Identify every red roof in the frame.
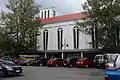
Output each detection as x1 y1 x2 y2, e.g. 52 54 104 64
40 12 88 24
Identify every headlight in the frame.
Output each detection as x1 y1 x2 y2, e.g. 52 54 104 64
4 65 13 71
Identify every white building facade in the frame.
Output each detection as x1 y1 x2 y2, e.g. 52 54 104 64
37 8 98 59
38 21 92 50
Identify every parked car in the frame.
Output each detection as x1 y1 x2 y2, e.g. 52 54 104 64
13 59 20 65
105 54 119 69
94 54 106 68
63 58 78 67
0 59 22 77
0 65 2 77
76 58 94 68
47 58 64 67
19 60 33 66
105 68 120 80
32 58 50 66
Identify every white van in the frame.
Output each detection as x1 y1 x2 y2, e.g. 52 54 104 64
94 54 106 68
105 54 119 69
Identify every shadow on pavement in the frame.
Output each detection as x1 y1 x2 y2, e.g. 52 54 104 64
1 74 25 79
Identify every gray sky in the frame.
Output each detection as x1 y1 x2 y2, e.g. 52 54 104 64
0 0 86 15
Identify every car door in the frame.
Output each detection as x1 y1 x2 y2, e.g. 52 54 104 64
56 59 63 66
115 55 120 68
72 58 77 65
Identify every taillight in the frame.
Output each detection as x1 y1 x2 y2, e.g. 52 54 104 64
105 75 109 80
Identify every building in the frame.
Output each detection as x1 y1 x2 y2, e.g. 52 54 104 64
37 7 100 59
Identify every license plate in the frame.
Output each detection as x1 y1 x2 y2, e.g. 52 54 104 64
16 70 20 72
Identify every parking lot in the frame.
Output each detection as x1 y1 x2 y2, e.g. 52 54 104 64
1 66 104 80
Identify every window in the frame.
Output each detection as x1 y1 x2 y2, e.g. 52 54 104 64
43 29 48 50
48 10 50 18
45 11 46 18
73 26 79 49
107 55 118 62
41 11 43 18
53 10 56 17
57 27 63 49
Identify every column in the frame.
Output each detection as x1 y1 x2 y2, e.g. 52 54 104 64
62 52 64 59
81 52 84 58
45 53 47 58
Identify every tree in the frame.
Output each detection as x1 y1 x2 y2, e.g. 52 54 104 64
77 0 120 49
0 27 13 53
0 0 42 54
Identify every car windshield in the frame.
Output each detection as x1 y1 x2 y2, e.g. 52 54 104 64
106 55 118 62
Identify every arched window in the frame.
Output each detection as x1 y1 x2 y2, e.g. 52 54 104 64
73 26 79 49
48 10 50 18
53 10 56 17
43 29 48 50
45 11 46 19
41 11 43 18
57 27 63 49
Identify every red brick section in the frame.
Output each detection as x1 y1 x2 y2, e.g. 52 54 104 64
40 12 88 24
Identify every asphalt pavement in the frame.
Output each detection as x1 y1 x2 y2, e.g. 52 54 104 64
1 66 104 80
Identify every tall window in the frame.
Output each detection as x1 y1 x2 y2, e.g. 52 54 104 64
45 11 47 19
43 29 48 50
48 10 50 18
57 27 63 49
41 11 43 18
73 26 79 49
53 10 56 17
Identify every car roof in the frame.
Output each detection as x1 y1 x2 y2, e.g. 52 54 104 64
95 55 104 56
105 54 119 56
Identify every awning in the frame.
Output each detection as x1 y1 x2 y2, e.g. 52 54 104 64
37 48 101 53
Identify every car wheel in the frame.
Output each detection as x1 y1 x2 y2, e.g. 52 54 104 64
1 71 5 77
27 63 30 66
55 64 58 67
40 63 43 66
85 65 89 68
70 64 73 67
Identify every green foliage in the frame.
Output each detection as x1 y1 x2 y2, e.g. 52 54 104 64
78 0 120 49
0 0 42 54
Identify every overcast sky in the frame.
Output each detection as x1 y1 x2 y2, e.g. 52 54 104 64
0 0 86 16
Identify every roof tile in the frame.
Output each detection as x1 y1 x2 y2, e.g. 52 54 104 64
40 12 88 24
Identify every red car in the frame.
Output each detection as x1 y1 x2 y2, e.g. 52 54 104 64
63 58 79 67
47 58 64 67
13 59 20 65
76 58 94 68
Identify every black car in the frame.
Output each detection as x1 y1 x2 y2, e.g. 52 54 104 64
63 58 79 67
32 58 50 66
0 65 2 77
0 59 22 77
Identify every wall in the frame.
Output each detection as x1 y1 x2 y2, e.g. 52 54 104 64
37 20 92 51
